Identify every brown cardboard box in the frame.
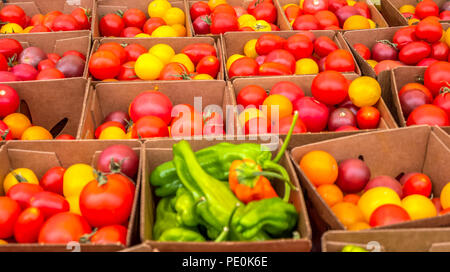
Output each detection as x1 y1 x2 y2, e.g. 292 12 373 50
94 0 191 38
277 0 388 29
140 137 312 252
322 228 450 252
432 126 450 148
0 31 91 81
222 30 361 81
89 36 224 81
390 66 450 131
381 0 447 26
79 80 236 139
0 140 143 251
0 0 96 35
290 126 450 230
0 78 89 142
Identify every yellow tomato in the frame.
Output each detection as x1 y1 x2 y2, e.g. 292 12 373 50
402 195 437 220
148 0 172 18
244 39 258 58
170 53 195 73
295 58 319 75
399 4 415 14
262 94 293 121
3 113 32 139
358 187 402 222
348 222 371 231
193 73 214 80
348 76 381 107
135 53 165 80
367 59 378 69
238 108 265 126
99 126 126 139
163 7 186 25
0 23 23 34
22 26 34 33
3 168 39 194
171 23 186 37
368 19 376 29
135 33 151 38
253 20 271 32
66 195 81 215
238 14 257 28
151 25 178 37
0 240 7 245
21 126 53 140
343 15 371 30
445 28 450 47
208 0 227 10
63 163 95 198
226 54 245 70
440 183 450 209
149 43 175 65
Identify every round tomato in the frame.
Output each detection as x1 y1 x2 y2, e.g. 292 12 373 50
40 166 65 195
210 12 238 34
190 1 211 20
38 212 91 244
88 50 121 80
393 25 418 50
415 0 439 19
0 120 12 140
424 61 450 97
0 54 7 72
315 10 339 29
159 62 190 80
122 8 146 29
270 81 305 104
129 90 173 124
402 173 432 197
311 71 349 105
51 14 81 31
407 104 450 126
325 49 355 72
14 207 44 243
98 42 127 64
100 13 125 37
0 38 23 59
143 17 166 34
0 85 20 118
117 61 137 81
259 62 292 76
433 90 450 118
303 0 328 14
430 41 449 61
374 60 402 76
292 14 320 30
0 197 21 239
7 183 43 209
212 4 236 16
415 17 443 44
36 68 65 80
293 97 330 132
314 36 339 58
255 34 286 55
263 94 293 121
284 33 314 60
264 49 296 73
42 11 62 29
369 204 410 227
124 43 147 62
90 225 127 246
237 85 267 108
121 26 142 37
95 121 126 139
274 115 307 134
71 7 90 30
38 59 56 71
181 43 217 65
132 116 169 138
228 57 259 78
55 134 75 140
353 43 371 60
353 2 371 18
196 55 220 78
250 2 276 24
170 109 203 137
0 5 26 28
356 106 380 129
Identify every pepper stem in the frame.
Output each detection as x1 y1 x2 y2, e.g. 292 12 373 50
273 111 299 163
215 203 240 242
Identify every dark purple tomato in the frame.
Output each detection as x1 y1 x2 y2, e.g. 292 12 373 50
97 144 139 179
55 55 85 78
371 41 398 62
327 107 356 131
399 89 431 117
103 111 131 128
336 158 371 194
18 47 47 68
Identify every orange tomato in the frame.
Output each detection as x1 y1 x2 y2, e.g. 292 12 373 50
21 126 53 140
317 184 344 207
299 150 338 187
3 113 32 139
343 15 371 30
262 94 293 123
343 194 361 205
331 202 365 229
441 182 450 209
348 221 371 231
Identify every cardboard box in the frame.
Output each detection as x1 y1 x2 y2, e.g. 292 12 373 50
94 0 192 38
277 0 388 29
79 80 236 139
222 30 361 81
381 0 448 26
89 36 224 82
0 0 96 35
432 126 450 148
290 126 450 230
140 137 312 252
0 78 89 142
322 228 450 252
390 66 450 131
0 139 143 251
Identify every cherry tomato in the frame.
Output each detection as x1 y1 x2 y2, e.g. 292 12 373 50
314 36 339 58
190 1 211 20
431 42 450 61
51 14 81 31
311 71 349 105
37 59 56 71
117 61 138 81
415 0 439 19
393 25 418 50
259 62 292 76
121 26 142 37
237 85 267 108
42 11 63 29
303 0 328 14
31 14 44 26
193 15 211 34
40 166 65 195
170 107 203 137
402 173 432 198
369 204 410 227
0 54 7 72
196 55 220 78
47 53 61 64
14 207 44 243
7 183 44 209
90 225 127 246
210 12 239 34
353 43 371 60
132 116 169 138
270 81 305 104
159 62 190 80
36 68 65 80
374 60 402 76
29 25 51 33
29 191 70 219
212 4 236 16
38 212 91 244
329 0 347 13
71 7 91 30
325 49 355 72
98 42 127 64
415 17 443 43
433 90 450 119
95 121 126 139
255 34 286 55
228 57 259 78
284 33 314 60
284 5 301 22
181 43 217 65
424 61 450 97
123 8 146 29
356 106 380 129
0 5 26 28
354 2 371 18
0 197 21 239
143 17 166 35
407 104 449 126
314 10 339 29
0 84 20 118
264 49 296 73
399 83 433 102
292 14 320 30
88 50 121 80
293 97 330 132
124 43 147 62
100 13 125 37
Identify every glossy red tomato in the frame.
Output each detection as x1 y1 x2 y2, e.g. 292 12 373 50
314 10 339 29
440 10 450 20
424 61 450 97
124 43 147 62
393 26 418 50
122 8 146 29
36 68 65 80
329 0 347 13
88 50 121 80
100 13 125 37
255 34 286 55
47 53 61 64
264 49 296 73
193 15 211 34
129 91 173 124
303 0 328 14
293 97 330 132
415 0 439 19
0 38 23 59
159 62 190 80
90 225 127 246
117 61 137 80
284 34 314 60
353 43 371 60
132 116 169 138
14 207 44 243
190 1 211 20
250 2 277 24
369 204 410 227
121 26 142 37
0 5 26 28
407 104 449 126
29 25 51 33
212 4 236 16
181 43 217 65
244 117 271 135
433 91 450 119
325 49 355 72
0 197 21 239
95 121 126 139
311 71 349 105
259 62 292 76
374 60 402 76
71 7 90 30
274 115 307 134
7 183 44 210
356 106 380 129
415 17 443 43
37 59 56 71
0 54 7 72
51 14 81 31
98 42 127 64
402 173 432 197
80 173 135 227
0 84 20 118
38 212 91 244
29 191 70 219
292 14 320 30
40 166 65 195
196 55 220 78
431 42 450 61
143 17 166 34
314 36 339 58
237 85 267 108
210 12 239 34
284 5 301 22
0 120 12 140
270 81 305 104
247 0 273 15
228 57 259 78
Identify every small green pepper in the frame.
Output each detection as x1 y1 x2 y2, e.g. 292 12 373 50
173 187 199 227
153 197 178 240
158 227 205 242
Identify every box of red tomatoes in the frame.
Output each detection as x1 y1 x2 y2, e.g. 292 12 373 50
380 0 449 27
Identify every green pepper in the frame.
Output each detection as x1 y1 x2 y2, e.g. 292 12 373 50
153 197 178 240
173 187 199 227
158 227 205 242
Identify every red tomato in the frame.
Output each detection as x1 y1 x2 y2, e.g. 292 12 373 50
129 91 173 124
329 0 348 13
0 197 21 239
369 204 410 227
284 5 301 22
393 25 418 50
95 121 126 139
259 62 292 76
424 61 450 97
293 97 330 132
325 49 355 72
353 2 371 18
31 14 44 26
159 62 190 80
264 49 296 73
7 183 44 210
314 10 339 29
190 1 211 20
117 61 138 81
14 207 44 243
88 50 121 80
193 14 211 34
0 84 20 118
210 12 239 34
0 5 26 28
335 125 359 131
100 13 125 37
196 55 220 78
143 17 166 34
29 25 51 33
47 53 61 64
314 36 339 58
36 68 65 80
29 191 70 219
132 116 169 138
122 8 146 29
407 104 450 126
55 134 75 140
79 173 135 227
203 111 224 136
38 59 56 71
415 0 439 19
250 2 277 24
273 115 307 134
181 43 217 65
98 42 127 64
311 71 349 105
90 225 127 246
0 38 23 59
402 173 432 197
247 0 273 15
374 60 402 76
124 43 147 62
255 34 286 55
40 166 65 195
228 57 259 78
418 58 439 67
244 117 271 135
121 26 143 37
353 43 371 60
415 17 443 43
303 0 328 14
356 106 380 129
440 10 450 20
270 81 305 104
0 54 7 72
0 120 12 140
292 14 320 30
237 85 267 108
38 212 91 244
399 82 433 102
212 4 236 16
431 42 450 61
63 50 86 61
284 34 313 60
51 14 81 31
71 7 91 30
440 208 450 215
433 91 450 119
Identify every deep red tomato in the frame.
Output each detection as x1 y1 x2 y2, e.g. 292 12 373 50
270 81 305 104
80 173 135 227
424 61 450 97
29 191 70 219
402 173 432 197
264 49 296 73
415 17 443 44
98 42 127 64
314 10 339 29
303 0 328 14
407 104 450 126
247 0 273 13
0 120 12 140
88 50 121 80
433 90 450 118
37 59 56 71
0 54 7 72
122 8 146 29
228 57 259 78
0 84 20 118
250 2 277 24
417 57 439 67
117 61 138 80
90 225 127 246
196 55 220 78
124 43 147 62
374 60 402 76
0 38 23 59
47 53 61 64
0 197 21 239
210 12 239 34
0 5 26 28
212 4 236 16
255 34 286 55
237 85 267 108
7 183 44 209
100 13 125 37
121 26 143 37
393 25 418 50
14 207 44 243
71 7 91 30
63 50 86 61
181 43 217 65
159 62 190 80
193 15 211 34
431 41 450 61
129 91 173 124
244 117 271 135
292 14 320 30
38 212 91 244
95 121 126 139
40 166 65 195
190 1 211 20
353 2 371 18
369 204 410 227
143 17 166 34
284 34 314 60
55 134 75 140
356 106 380 129
311 70 349 105
353 43 371 60
314 36 339 58
325 49 355 72
273 115 307 134
259 62 292 76
415 0 439 19
51 14 81 31
132 116 169 138
328 0 348 13
36 68 65 80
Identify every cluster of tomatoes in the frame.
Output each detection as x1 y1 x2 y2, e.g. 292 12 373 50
398 61 450 127
190 0 278 35
236 72 381 135
100 0 186 38
0 144 138 245
228 32 356 78
0 5 90 34
89 42 219 81
95 87 223 140
284 0 376 31
353 20 449 75
0 38 86 82
300 150 450 230
399 0 450 25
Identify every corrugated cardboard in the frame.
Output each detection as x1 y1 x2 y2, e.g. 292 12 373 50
140 137 312 252
79 80 236 140
381 0 447 26
277 0 388 29
432 126 450 148
0 78 89 142
94 0 192 38
322 228 450 252
290 126 450 230
89 36 224 82
0 139 143 251
222 30 362 81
